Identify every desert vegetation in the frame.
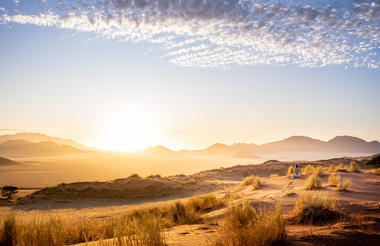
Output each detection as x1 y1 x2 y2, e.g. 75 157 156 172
336 177 352 192
328 173 340 187
270 173 279 179
0 194 225 245
241 175 262 190
287 165 295 177
213 201 286 246
293 191 338 224
304 174 322 190
303 165 315 174
314 166 324 177
349 161 361 172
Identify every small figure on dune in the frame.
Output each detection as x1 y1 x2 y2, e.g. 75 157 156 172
290 164 302 179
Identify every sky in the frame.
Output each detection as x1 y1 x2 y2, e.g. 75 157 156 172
0 0 379 151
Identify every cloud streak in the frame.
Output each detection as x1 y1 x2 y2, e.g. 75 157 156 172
1 0 379 69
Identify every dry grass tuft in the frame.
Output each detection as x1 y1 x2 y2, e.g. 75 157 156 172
337 177 352 192
241 175 262 190
293 191 338 224
328 165 336 172
213 201 286 246
314 166 324 177
328 174 340 187
349 162 361 172
335 163 348 172
304 174 322 190
303 165 315 174
369 168 380 175
287 166 295 177
270 174 279 179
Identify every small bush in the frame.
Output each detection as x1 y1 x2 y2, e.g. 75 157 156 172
287 166 295 177
366 156 380 168
335 163 348 172
213 201 286 246
328 174 340 187
169 201 199 224
1 186 18 200
303 165 315 174
293 191 338 224
328 165 336 172
187 194 224 213
304 175 322 190
369 168 380 175
314 166 324 177
270 174 279 179
241 175 262 190
349 162 360 172
337 177 352 191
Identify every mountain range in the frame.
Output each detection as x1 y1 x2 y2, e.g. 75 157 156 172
0 133 379 159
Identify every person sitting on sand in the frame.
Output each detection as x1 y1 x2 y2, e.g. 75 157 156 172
290 165 302 179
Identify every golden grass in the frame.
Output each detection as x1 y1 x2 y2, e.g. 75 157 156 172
293 191 338 224
0 194 224 245
213 201 286 246
314 166 324 177
270 174 279 179
287 166 295 177
337 177 352 192
304 174 322 190
349 162 361 172
335 163 348 172
328 173 340 187
369 168 380 175
241 175 262 190
303 165 315 174
328 165 336 172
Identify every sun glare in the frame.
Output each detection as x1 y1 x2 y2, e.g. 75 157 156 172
95 108 159 152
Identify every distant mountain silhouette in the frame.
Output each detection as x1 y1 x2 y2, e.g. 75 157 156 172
0 132 90 150
0 156 19 166
0 140 86 158
144 145 182 157
231 150 261 159
184 135 380 156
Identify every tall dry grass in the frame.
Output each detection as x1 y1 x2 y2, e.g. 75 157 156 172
328 173 340 187
337 177 352 191
287 166 295 177
349 162 361 172
241 175 262 190
314 166 324 177
213 201 286 246
304 174 322 190
293 191 338 224
303 165 315 174
0 194 224 245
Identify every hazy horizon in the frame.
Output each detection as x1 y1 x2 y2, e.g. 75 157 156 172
1 0 380 152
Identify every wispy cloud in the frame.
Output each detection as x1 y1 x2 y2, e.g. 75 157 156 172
1 0 379 69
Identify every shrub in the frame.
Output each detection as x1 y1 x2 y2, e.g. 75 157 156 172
328 174 340 187
213 201 286 246
270 174 279 179
287 166 295 177
293 191 338 224
369 168 380 175
241 175 262 190
1 186 18 200
337 177 352 191
335 163 348 172
328 165 336 172
187 194 224 213
349 162 360 172
169 201 199 224
304 175 321 190
366 156 380 168
314 166 324 177
303 165 315 174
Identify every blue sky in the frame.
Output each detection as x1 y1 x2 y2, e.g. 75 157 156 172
0 0 379 150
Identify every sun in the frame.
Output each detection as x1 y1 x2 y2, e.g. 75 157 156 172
95 108 159 152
